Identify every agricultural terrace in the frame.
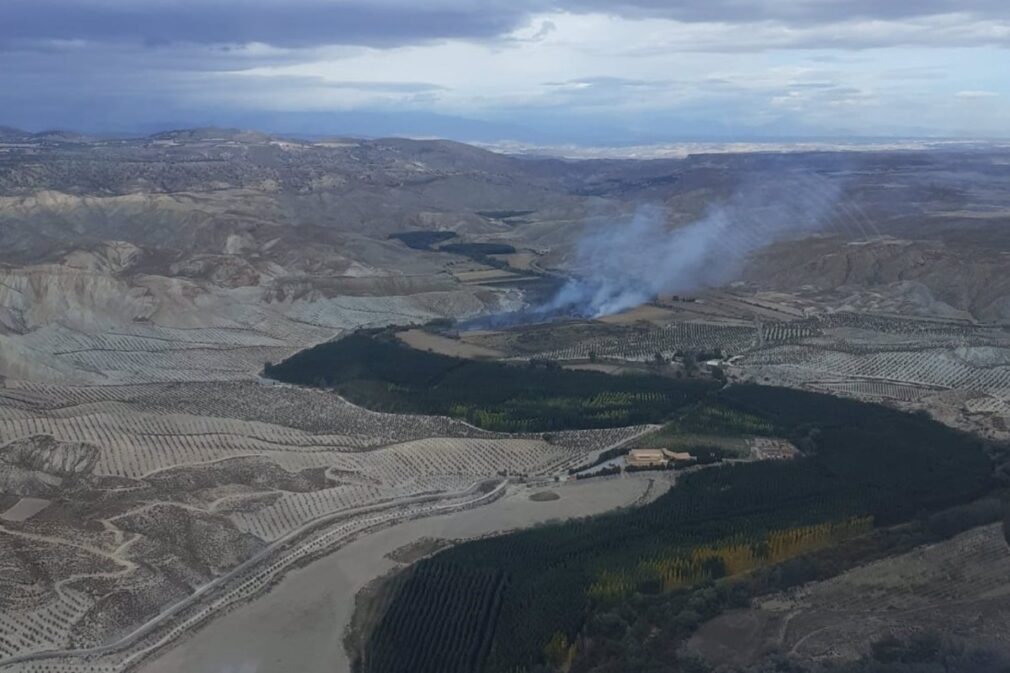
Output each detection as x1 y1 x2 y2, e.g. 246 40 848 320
746 345 1010 393
0 375 655 671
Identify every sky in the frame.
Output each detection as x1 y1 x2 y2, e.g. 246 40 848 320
1 0 1009 143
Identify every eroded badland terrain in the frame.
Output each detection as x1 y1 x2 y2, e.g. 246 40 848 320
1 128 1009 673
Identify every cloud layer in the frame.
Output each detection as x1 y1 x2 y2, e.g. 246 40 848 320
1 1 1008 139
4 1 1010 47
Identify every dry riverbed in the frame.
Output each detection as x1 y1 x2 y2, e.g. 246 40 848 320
139 475 661 673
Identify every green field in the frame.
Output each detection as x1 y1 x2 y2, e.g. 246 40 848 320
267 333 997 673
440 242 518 256
360 385 995 673
632 401 778 457
264 331 715 431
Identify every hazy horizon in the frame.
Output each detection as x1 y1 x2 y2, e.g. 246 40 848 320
5 123 1010 155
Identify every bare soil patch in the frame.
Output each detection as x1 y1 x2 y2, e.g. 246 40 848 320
384 537 451 564
598 303 680 326
453 268 517 283
1 497 51 522
397 328 504 359
490 252 537 271
685 524 1010 668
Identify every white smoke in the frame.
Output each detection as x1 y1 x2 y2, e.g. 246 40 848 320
545 173 844 317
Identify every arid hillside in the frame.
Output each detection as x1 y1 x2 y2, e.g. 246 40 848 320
1 132 1009 673
2 132 1009 390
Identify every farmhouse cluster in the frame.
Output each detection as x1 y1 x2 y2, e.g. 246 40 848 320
626 448 694 468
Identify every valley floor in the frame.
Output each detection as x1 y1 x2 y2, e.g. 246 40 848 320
138 475 662 673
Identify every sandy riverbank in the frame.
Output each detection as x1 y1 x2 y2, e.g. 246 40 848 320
140 474 665 673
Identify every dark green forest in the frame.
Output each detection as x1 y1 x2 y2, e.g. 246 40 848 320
264 331 715 431
440 242 518 256
356 385 996 673
268 332 998 673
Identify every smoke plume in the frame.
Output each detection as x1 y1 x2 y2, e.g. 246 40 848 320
544 174 844 318
458 172 849 331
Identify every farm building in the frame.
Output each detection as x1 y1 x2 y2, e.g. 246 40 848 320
626 448 693 468
627 449 668 468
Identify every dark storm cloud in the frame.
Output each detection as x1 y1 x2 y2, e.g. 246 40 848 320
0 1 524 48
2 0 1009 49
1 0 1007 139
